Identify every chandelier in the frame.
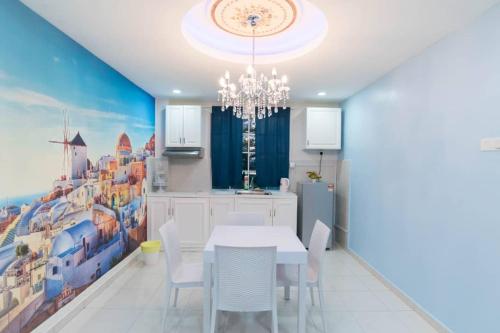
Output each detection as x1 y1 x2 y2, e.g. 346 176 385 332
217 14 290 119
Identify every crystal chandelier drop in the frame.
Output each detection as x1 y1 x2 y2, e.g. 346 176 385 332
217 15 290 119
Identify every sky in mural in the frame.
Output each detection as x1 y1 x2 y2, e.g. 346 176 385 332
0 1 155 198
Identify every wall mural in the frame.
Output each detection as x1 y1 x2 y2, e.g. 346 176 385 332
0 1 155 332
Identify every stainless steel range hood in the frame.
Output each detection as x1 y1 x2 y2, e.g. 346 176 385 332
162 147 204 159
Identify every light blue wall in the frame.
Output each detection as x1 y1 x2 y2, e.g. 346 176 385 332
342 4 500 333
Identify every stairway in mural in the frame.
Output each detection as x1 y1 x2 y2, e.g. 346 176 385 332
0 215 21 247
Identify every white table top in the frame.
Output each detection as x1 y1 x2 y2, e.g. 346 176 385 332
203 226 308 265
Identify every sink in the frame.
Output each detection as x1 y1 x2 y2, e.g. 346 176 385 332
235 190 272 196
211 190 235 195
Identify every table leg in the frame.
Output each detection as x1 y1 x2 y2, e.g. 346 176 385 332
203 261 211 333
298 263 307 333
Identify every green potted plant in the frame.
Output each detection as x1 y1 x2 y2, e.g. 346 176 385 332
306 171 322 183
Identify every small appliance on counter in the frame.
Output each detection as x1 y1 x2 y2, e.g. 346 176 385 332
147 157 168 192
297 181 335 249
280 178 290 192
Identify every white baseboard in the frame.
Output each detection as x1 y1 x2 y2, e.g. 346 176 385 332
346 249 453 333
334 225 348 248
32 248 141 333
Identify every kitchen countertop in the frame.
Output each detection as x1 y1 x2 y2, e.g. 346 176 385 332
147 189 297 198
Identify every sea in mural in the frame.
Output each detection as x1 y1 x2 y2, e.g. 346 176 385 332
0 1 155 332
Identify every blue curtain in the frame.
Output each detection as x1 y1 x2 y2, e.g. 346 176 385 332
255 108 290 188
211 106 243 189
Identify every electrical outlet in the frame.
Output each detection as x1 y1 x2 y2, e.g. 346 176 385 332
480 138 500 151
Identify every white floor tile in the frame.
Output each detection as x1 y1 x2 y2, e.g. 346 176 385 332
127 309 163 333
354 311 412 333
337 291 388 312
60 308 140 333
59 249 437 333
373 290 412 311
324 311 365 333
324 276 370 292
393 311 439 333
358 275 389 291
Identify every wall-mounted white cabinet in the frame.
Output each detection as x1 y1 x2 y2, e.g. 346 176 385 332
165 105 202 147
306 107 342 150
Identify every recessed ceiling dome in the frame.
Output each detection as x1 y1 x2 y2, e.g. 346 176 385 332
182 0 327 64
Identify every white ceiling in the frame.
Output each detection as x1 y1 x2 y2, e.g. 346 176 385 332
22 0 499 102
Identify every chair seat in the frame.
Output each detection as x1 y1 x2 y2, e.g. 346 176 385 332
276 264 318 287
172 262 204 287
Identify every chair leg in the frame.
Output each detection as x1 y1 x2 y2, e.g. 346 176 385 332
173 288 179 307
284 286 290 300
161 285 172 333
309 287 315 306
317 282 327 333
272 308 278 333
210 308 217 333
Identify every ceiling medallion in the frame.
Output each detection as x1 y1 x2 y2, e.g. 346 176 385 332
210 0 298 37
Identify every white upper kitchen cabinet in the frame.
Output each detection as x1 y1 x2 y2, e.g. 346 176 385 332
166 105 184 146
165 105 202 147
306 107 342 150
235 198 274 226
172 197 210 248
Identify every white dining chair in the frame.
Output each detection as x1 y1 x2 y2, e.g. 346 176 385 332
277 220 331 332
225 211 266 226
159 220 203 332
211 245 278 333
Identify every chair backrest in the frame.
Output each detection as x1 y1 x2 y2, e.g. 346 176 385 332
213 245 277 312
308 220 331 276
158 220 183 284
225 212 266 226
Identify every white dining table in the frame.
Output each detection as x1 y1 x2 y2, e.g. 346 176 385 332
203 225 308 333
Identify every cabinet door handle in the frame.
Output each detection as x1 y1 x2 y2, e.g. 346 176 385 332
273 208 276 217
210 207 213 216
168 207 171 217
269 210 272 217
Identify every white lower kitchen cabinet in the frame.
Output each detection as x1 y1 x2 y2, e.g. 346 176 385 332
272 199 297 232
147 196 172 244
172 197 210 248
147 191 297 249
209 197 235 230
235 197 274 226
